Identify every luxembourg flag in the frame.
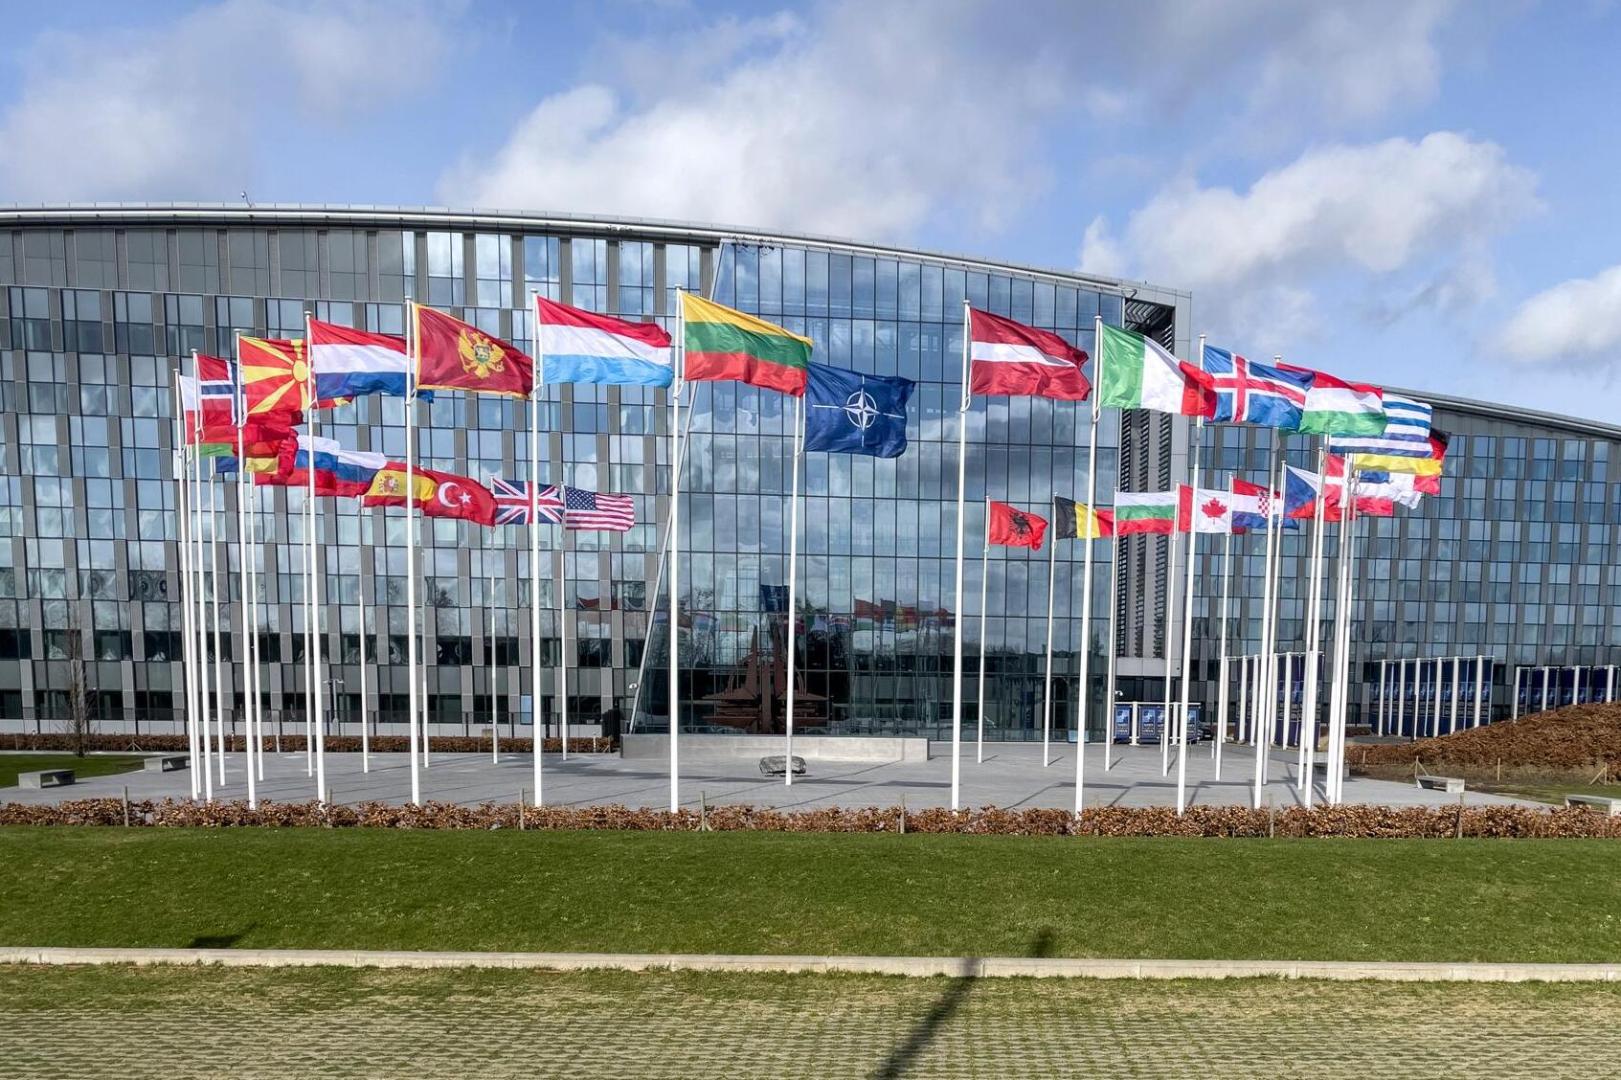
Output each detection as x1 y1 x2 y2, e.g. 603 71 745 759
308 317 423 400
536 297 674 387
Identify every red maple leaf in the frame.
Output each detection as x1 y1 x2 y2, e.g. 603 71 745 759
1201 498 1227 519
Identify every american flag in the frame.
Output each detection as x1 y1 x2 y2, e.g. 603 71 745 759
488 477 563 526
562 485 636 532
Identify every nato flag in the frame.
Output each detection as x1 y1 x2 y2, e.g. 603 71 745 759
803 363 915 458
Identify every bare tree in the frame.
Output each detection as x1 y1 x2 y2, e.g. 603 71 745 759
64 606 91 757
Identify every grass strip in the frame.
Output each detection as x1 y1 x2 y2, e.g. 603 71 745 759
0 754 146 789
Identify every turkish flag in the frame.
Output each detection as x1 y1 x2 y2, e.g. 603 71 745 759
988 500 1048 550
360 464 498 526
414 305 534 398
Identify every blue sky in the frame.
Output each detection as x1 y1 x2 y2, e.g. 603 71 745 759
3 0 1620 420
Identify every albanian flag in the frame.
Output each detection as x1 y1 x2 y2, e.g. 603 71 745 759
988 500 1047 550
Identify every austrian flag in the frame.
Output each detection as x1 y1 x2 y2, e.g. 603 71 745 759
968 309 1090 400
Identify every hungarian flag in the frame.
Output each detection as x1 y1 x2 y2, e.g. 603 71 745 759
414 305 534 398
1176 485 1232 533
968 309 1090 400
360 464 498 526
1114 490 1179 535
1279 364 1385 437
1052 496 1114 539
988 500 1047 550
1097 324 1215 417
681 293 813 396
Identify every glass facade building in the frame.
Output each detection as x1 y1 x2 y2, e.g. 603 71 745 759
0 205 1603 743
0 206 1188 742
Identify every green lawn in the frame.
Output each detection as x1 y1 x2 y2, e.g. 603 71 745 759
0 754 146 789
3 827 1620 963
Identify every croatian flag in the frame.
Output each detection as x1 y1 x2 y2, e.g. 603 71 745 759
308 317 424 401
1232 478 1302 533
1201 345 1310 428
536 297 674 387
280 435 388 497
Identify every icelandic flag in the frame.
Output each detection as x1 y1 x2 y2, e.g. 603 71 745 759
536 297 673 387
308 317 426 401
1201 345 1310 428
281 435 388 497
804 363 915 458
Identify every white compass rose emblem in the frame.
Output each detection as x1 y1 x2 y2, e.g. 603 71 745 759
843 390 880 430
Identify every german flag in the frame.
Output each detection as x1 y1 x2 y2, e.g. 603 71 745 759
1052 496 1114 540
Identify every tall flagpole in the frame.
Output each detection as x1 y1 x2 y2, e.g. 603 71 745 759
951 299 971 811
669 291 686 813
189 353 214 803
558 485 570 760
529 291 544 807
405 301 421 805
1040 495 1058 768
246 437 263 783
1103 528 1119 772
1214 474 1234 778
359 540 370 773
1176 342 1206 815
1333 461 1361 804
1253 439 1281 808
173 383 200 800
1076 312 1102 813
1301 445 1329 804
1160 490 1179 777
234 386 256 810
305 314 327 804
208 448 226 790
235 331 262 790
784 395 803 786
976 496 990 764
489 570 498 764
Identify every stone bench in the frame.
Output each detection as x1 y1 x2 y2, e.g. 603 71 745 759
143 755 189 773
1563 793 1621 816
759 755 807 778
18 768 75 789
1416 774 1465 794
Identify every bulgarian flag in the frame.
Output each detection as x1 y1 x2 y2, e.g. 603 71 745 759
1114 489 1179 535
1097 324 1216 417
1280 364 1386 437
681 293 813 396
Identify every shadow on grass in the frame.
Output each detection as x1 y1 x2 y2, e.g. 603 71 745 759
187 924 256 950
871 928 1056 1079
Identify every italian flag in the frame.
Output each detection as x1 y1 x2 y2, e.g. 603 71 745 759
1097 324 1216 417
1114 490 1179 535
1283 365 1386 437
680 292 812 396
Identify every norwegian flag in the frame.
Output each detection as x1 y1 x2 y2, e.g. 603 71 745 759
488 477 563 526
562 485 636 532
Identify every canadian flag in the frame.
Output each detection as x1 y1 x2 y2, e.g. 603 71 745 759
1178 484 1232 533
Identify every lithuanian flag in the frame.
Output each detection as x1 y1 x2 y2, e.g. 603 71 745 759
680 293 813 396
1052 496 1114 540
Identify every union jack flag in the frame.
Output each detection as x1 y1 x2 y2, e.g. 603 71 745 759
1201 345 1310 429
488 477 563 526
562 485 636 532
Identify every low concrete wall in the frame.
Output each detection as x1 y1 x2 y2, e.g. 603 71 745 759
621 733 930 762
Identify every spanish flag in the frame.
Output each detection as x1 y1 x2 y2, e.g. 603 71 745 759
1053 497 1114 540
360 463 498 526
681 293 812 396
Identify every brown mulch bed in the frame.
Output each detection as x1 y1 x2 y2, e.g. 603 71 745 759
1355 704 1621 774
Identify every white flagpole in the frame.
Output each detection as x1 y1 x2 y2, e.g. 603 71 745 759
1215 477 1233 780
305 315 327 804
976 496 990 764
1176 356 1205 815
1301 446 1329 804
173 383 200 800
1076 313 1102 813
1160 493 1179 778
359 540 370 773
1253 439 1281 808
1102 528 1119 770
208 448 226 791
489 570 498 764
1333 463 1361 804
235 401 255 809
784 394 803 786
951 300 971 810
191 361 214 802
558 485 570 760
1040 495 1058 769
1325 459 1349 804
246 441 263 783
529 292 545 807
669 292 685 813
302 432 314 778
405 302 421 805
420 570 430 769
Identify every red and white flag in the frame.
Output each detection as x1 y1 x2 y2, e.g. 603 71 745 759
1178 485 1233 533
968 309 1090 400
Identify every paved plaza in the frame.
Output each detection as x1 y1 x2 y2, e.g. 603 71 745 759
2 740 1526 810
3 963 1618 1079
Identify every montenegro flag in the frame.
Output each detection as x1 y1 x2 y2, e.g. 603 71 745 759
413 304 534 398
360 464 498 526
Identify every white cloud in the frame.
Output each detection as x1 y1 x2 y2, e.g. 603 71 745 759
440 0 1081 239
1079 132 1539 345
1500 265 1621 368
0 0 446 202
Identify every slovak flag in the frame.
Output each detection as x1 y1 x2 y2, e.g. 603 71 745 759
1201 345 1311 429
536 297 673 387
308 317 427 401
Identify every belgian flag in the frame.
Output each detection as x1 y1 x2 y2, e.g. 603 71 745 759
1052 496 1115 540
